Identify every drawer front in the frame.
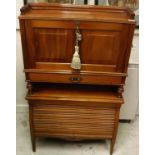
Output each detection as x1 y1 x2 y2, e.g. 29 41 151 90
29 73 122 85
33 104 116 139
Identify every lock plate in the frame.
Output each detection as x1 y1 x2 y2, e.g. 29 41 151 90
69 77 82 83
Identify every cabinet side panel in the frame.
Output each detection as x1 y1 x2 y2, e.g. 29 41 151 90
123 24 135 73
19 20 29 69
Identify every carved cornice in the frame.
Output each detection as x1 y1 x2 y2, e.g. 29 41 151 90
20 4 31 15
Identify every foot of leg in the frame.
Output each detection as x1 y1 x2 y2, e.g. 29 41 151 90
31 136 36 152
110 138 115 155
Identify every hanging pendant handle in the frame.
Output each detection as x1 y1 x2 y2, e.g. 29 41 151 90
75 22 82 42
71 22 82 70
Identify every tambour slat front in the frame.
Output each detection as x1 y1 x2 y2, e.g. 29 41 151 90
33 104 115 139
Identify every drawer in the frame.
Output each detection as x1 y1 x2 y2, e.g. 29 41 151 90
28 73 123 85
32 104 116 139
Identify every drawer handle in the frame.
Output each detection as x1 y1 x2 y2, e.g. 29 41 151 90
71 22 82 70
69 77 82 83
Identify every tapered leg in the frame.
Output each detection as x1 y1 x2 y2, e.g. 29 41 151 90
31 135 36 152
29 104 36 152
110 137 116 155
110 108 120 155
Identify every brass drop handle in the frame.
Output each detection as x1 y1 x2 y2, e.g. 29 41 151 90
76 25 82 42
71 22 82 70
69 77 82 83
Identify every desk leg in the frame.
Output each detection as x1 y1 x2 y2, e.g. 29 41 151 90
110 138 116 155
29 104 36 152
110 108 120 155
31 135 36 152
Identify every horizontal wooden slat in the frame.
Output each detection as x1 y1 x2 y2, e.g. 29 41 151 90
34 125 114 131
34 132 113 139
19 3 135 24
33 107 115 114
33 115 115 120
34 130 113 139
26 83 123 105
25 69 127 76
34 127 113 134
36 62 117 72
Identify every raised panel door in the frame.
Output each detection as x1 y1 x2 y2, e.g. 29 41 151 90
34 28 73 63
80 21 130 73
24 20 75 68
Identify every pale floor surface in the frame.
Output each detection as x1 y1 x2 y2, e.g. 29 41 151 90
17 113 139 155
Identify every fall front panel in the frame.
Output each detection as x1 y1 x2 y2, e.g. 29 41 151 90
24 20 130 73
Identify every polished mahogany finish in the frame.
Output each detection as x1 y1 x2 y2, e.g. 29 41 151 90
19 3 135 154
19 3 135 85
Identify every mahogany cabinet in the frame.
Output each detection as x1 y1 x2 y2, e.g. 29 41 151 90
19 3 135 154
